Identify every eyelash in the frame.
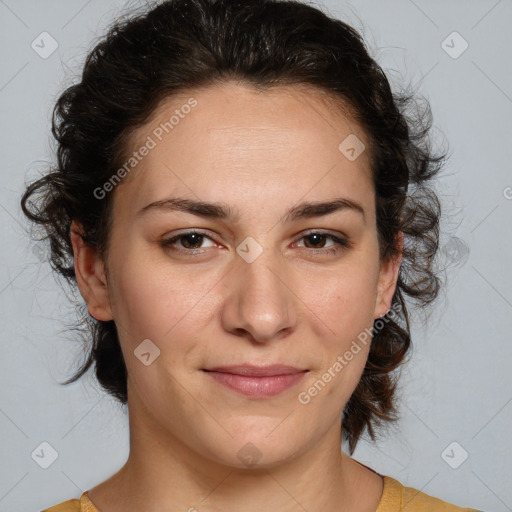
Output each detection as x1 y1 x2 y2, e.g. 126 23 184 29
160 230 351 256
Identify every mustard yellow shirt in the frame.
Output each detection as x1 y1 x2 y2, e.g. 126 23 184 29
42 475 481 511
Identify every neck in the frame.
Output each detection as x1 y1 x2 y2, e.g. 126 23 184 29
87 388 383 511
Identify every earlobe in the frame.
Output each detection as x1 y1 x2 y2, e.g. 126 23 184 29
70 220 113 321
374 231 403 319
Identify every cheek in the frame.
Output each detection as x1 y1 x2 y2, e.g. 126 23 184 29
109 253 205 338
299 265 378 397
306 262 379 337
110 260 207 412
107 250 225 384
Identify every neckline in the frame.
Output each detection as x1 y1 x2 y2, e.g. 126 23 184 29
80 491 99 511
81 469 401 511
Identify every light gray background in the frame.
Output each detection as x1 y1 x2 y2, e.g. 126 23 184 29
1 0 511 511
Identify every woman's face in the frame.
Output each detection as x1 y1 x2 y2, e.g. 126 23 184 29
78 82 400 468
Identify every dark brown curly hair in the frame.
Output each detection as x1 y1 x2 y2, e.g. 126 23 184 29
20 0 447 455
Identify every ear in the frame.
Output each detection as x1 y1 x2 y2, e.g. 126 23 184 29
374 231 403 319
70 220 113 321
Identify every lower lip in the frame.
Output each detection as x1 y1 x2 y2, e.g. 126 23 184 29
204 371 307 397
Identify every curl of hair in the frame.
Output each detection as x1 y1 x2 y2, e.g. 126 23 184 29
21 0 447 454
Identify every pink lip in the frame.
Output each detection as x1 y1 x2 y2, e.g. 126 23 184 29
203 365 308 397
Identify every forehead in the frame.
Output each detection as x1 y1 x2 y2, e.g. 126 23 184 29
114 81 374 218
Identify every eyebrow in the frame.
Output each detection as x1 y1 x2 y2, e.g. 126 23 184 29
137 196 366 223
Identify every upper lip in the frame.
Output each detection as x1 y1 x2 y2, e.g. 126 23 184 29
203 364 307 377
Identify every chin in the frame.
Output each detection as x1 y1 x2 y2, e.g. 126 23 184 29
204 430 305 471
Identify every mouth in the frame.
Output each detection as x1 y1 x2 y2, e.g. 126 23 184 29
202 364 308 398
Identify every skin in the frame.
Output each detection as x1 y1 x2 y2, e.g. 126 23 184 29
71 81 402 512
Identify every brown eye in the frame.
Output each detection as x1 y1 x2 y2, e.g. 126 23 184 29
161 231 216 253
176 233 205 249
296 231 351 255
302 233 330 249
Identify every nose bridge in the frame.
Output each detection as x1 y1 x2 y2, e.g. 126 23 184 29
222 241 297 343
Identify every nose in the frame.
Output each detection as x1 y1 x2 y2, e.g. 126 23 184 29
220 247 298 344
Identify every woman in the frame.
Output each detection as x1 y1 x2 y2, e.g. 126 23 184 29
22 0 481 510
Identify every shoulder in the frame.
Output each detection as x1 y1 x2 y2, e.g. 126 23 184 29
377 476 482 512
42 498 80 512
42 492 97 512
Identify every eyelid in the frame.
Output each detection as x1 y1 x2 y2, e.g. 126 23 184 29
298 228 349 239
161 228 348 243
161 228 352 255
161 229 218 248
